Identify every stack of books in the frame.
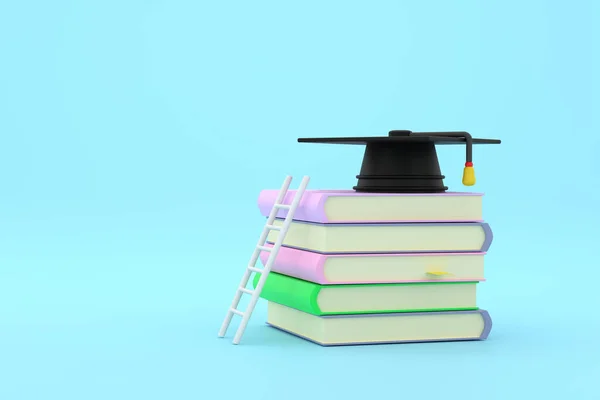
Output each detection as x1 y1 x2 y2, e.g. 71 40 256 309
254 189 493 346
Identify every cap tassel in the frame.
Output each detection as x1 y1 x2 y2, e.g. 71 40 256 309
462 162 475 186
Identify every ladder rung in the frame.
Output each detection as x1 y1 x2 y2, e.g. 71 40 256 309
248 266 262 273
230 308 244 317
265 224 281 231
239 287 254 295
256 245 271 252
274 204 291 210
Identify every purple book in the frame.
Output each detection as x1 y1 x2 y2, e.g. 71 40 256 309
265 219 493 254
266 302 492 347
258 189 484 223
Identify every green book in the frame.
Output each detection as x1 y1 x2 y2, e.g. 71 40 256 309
252 272 478 316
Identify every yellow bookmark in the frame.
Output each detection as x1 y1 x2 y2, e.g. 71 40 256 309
426 271 452 277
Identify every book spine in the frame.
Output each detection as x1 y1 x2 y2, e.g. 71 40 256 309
252 272 322 315
479 309 493 340
259 245 328 284
480 223 494 252
257 190 329 223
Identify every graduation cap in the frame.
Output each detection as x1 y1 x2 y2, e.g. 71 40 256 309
298 130 501 193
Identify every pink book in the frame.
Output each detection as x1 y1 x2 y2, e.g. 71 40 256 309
257 189 484 223
259 244 486 284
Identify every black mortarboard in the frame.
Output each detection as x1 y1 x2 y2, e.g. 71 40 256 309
298 130 501 193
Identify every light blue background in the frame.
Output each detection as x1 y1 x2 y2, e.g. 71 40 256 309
1 1 599 399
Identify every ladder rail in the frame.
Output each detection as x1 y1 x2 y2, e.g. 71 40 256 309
218 175 310 344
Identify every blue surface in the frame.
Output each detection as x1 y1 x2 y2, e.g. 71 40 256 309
1 1 599 399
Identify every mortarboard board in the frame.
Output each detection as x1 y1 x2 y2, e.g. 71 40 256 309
298 130 501 193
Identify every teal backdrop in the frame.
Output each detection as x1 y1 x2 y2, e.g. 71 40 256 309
1 1 598 399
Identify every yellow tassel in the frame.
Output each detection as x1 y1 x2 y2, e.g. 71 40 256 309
462 164 476 186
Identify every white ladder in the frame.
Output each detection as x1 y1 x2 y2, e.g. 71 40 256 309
218 175 310 345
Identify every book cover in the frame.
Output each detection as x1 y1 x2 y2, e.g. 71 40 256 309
252 272 478 316
265 219 493 254
258 189 484 223
266 302 492 346
259 244 486 284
